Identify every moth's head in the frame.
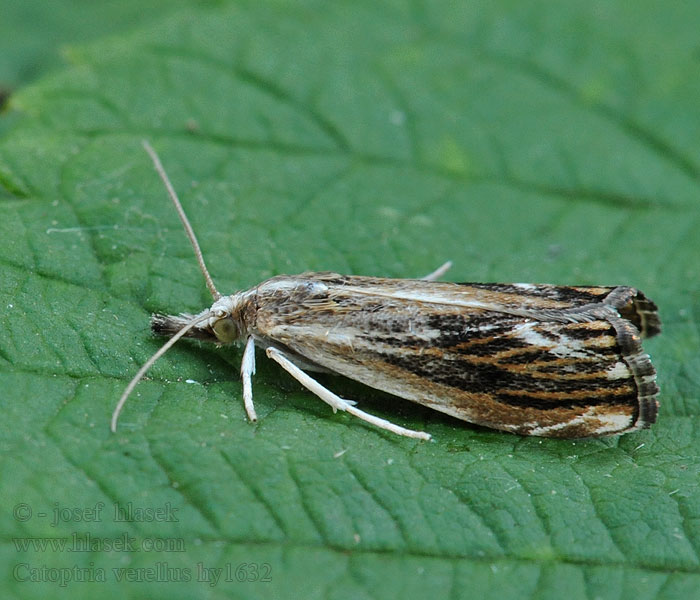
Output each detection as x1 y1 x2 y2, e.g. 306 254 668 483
151 295 245 344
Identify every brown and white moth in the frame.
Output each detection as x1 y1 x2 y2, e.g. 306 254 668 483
112 141 661 440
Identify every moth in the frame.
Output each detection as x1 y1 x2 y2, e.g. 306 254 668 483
112 141 661 440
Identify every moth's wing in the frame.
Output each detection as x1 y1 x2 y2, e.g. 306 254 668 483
285 273 661 337
252 275 659 438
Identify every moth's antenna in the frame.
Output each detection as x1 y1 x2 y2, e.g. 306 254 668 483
141 140 221 301
111 311 214 432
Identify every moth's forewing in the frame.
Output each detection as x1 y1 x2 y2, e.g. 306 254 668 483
249 274 659 438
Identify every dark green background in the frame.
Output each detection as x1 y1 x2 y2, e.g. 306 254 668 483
1 1 698 598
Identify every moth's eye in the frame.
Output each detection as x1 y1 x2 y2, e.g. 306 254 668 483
212 317 238 343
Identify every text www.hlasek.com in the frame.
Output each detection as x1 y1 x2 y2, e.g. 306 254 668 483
13 532 184 553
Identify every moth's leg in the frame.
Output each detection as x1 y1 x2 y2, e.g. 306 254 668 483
265 347 351 413
265 347 431 440
421 260 452 281
241 336 257 422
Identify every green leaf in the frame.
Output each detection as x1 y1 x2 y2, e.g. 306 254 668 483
0 0 216 87
1 2 699 598
0 0 218 138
